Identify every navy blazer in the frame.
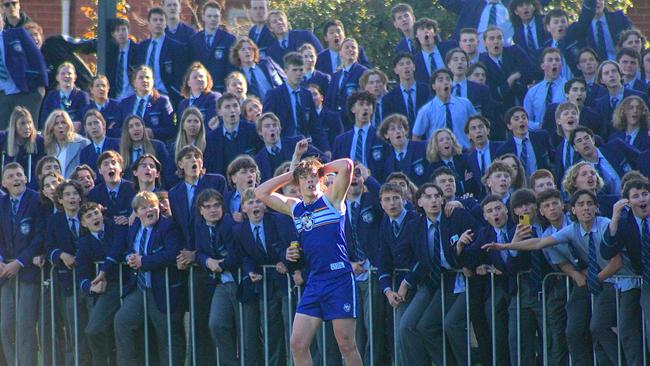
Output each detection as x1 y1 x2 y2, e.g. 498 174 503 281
377 210 422 290
594 138 640 179
582 9 632 60
553 139 579 186
465 141 504 198
0 133 44 185
1 27 48 95
80 99 122 134
40 87 90 124
381 82 432 130
497 129 554 172
168 173 227 246
413 40 459 84
121 139 176 188
317 107 344 148
204 121 262 176
0 189 42 282
595 89 650 141
194 214 240 288
378 140 429 186
302 70 331 97
248 25 276 57
332 125 386 174
135 36 188 102
479 45 537 107
513 16 550 58
430 154 482 197
116 94 176 141
79 137 120 175
344 177 383 266
236 213 288 302
263 84 329 152
266 30 324 68
394 37 414 55
123 217 186 313
105 39 138 99
638 150 650 179
315 46 372 75
542 103 606 146
165 22 197 45
440 0 504 40
243 57 286 100
585 82 608 107
609 128 650 152
413 208 477 290
324 62 368 117
602 210 644 274
254 136 325 182
176 91 221 128
46 211 81 295
88 179 136 221
75 221 128 295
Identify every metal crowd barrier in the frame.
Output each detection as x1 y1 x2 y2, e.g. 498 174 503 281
19 263 650 366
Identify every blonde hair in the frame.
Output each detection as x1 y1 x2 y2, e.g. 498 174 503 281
120 115 156 170
6 106 37 156
180 62 214 98
174 107 206 160
43 110 76 154
426 128 463 163
131 190 159 211
612 95 649 131
562 161 605 195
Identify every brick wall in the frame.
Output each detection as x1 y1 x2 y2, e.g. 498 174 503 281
628 0 650 37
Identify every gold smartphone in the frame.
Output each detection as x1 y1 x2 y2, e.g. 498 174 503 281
519 214 531 226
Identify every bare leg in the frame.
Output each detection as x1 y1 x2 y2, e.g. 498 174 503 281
291 313 323 366
332 318 362 366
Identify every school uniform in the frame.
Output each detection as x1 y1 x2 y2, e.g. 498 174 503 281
168 173 227 247
412 95 477 148
0 189 42 365
513 16 550 60
451 79 499 129
242 57 285 101
116 93 176 142
248 25 275 58
479 44 537 108
582 7 633 61
332 124 386 173
88 179 136 223
76 222 128 366
439 0 515 43
376 210 423 366
577 140 639 196
324 62 368 127
176 91 221 129
301 69 331 97
80 99 122 135
237 213 290 366
394 36 415 55
595 89 650 140
609 128 650 151
123 139 176 188
375 140 428 185
263 83 330 152
106 39 138 100
79 137 120 176
113 217 186 366
255 136 325 182
0 132 44 185
381 82 431 131
542 103 606 146
585 80 608 107
638 150 650 179
430 154 482 197
315 46 372 75
316 107 343 148
165 22 197 45
497 129 554 178
55 134 91 178
0 26 49 131
204 121 262 176
403 209 477 365
413 40 459 84
523 77 567 130
40 87 91 124
465 141 504 199
46 210 92 365
265 30 324 68
136 35 189 106
554 138 579 186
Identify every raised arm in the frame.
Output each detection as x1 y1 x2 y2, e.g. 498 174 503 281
255 171 301 217
323 158 353 207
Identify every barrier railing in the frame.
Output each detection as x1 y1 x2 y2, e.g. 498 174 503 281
15 263 650 365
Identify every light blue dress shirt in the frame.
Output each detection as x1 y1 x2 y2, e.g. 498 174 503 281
413 96 477 148
523 77 567 130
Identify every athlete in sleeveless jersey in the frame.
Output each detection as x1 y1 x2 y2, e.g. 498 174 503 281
255 144 361 366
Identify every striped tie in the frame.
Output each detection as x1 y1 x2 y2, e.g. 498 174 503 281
354 128 364 163
520 137 529 176
587 232 603 295
137 228 149 290
0 47 8 81
642 218 650 284
147 40 157 69
429 221 442 288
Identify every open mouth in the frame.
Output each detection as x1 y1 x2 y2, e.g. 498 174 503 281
252 208 261 216
269 132 276 139
307 184 316 191
362 111 369 118
443 86 450 93
246 179 254 186
493 216 501 224
108 171 116 178
551 67 558 73
93 219 101 227
146 212 155 220
334 38 340 45
424 34 430 41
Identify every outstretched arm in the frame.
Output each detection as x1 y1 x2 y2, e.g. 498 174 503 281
323 158 354 207
482 235 558 252
255 171 301 217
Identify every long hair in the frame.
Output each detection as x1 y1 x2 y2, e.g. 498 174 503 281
612 95 649 131
562 161 605 195
174 107 206 160
426 128 463 163
43 110 76 155
180 62 214 98
120 115 155 170
498 153 527 190
6 106 37 156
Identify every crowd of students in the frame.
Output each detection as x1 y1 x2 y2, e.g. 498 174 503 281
0 0 649 364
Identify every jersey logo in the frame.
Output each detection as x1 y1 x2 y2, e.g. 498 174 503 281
343 303 351 313
299 212 314 231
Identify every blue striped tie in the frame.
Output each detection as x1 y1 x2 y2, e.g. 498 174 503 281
587 232 603 295
641 218 650 284
0 47 8 81
520 137 529 176
429 221 441 287
355 128 364 163
137 228 149 290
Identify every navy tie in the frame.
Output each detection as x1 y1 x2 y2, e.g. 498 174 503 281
137 228 149 290
271 145 280 156
596 20 607 60
293 91 304 133
109 191 118 202
10 198 18 216
95 146 101 155
69 218 78 241
429 53 437 75
147 40 157 69
355 129 364 163
587 232 603 295
545 81 554 105
488 4 497 26
254 226 265 252
225 131 236 141
454 84 461 97
444 102 453 130
98 230 105 241
526 24 537 51
248 68 260 97
136 98 146 118
642 218 650 284
116 51 125 94
392 220 400 237
611 97 619 110
350 202 365 260
626 135 632 145
405 88 415 123
520 138 529 176
205 34 213 49
429 221 442 287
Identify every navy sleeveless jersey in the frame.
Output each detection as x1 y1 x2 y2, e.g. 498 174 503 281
292 194 352 281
